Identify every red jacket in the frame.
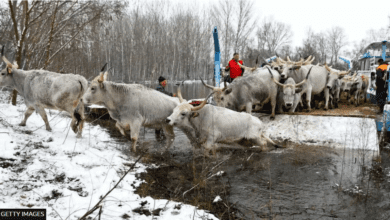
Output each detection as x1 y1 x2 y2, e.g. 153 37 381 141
227 59 243 79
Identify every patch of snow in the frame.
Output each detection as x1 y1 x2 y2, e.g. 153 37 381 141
213 196 222 203
262 115 379 158
0 100 218 220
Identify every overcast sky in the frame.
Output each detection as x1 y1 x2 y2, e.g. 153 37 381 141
251 0 389 50
168 0 390 53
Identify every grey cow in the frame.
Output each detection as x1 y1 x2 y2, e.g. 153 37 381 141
81 66 196 152
268 66 311 113
0 46 87 137
340 72 369 106
201 67 281 119
323 64 349 108
166 89 279 156
278 57 330 111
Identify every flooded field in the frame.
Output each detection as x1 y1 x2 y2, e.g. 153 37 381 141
88 114 390 220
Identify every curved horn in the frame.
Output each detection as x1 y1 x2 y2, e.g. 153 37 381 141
266 67 284 87
287 56 292 62
100 63 107 72
200 77 215 90
324 64 331 72
177 81 184 103
261 132 276 145
305 55 312 62
1 45 11 65
191 92 214 111
295 79 307 87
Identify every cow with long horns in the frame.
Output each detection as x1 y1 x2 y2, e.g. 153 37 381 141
201 67 281 119
278 56 331 111
269 66 313 113
81 66 198 152
0 45 87 137
166 88 280 155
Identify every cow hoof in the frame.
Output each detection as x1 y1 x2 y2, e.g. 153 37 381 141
46 127 52 132
324 107 328 111
76 133 82 138
19 123 26 127
270 116 275 120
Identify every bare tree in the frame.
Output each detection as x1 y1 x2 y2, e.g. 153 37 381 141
232 0 256 54
211 0 234 64
327 26 348 64
256 16 293 55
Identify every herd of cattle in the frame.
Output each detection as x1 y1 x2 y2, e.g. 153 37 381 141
0 45 370 154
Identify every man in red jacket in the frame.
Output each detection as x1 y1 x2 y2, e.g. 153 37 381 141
225 53 244 82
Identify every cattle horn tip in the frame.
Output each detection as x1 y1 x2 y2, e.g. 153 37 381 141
101 63 107 72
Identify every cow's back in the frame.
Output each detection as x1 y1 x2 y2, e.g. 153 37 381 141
229 69 280 109
105 83 179 127
196 105 262 142
300 65 328 95
23 70 87 111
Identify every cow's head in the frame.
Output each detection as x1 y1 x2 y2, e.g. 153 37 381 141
166 87 214 127
279 56 314 79
340 73 358 93
268 66 309 108
324 64 350 90
83 64 109 105
0 45 19 88
200 77 233 108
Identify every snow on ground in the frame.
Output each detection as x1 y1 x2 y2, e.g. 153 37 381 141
0 93 218 220
261 114 380 158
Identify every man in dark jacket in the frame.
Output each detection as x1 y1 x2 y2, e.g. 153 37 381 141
375 59 389 112
155 76 176 140
156 76 176 97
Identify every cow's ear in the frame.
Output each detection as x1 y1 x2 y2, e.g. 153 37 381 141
191 112 199 118
295 87 302 93
338 75 344 79
294 65 301 70
225 88 232 94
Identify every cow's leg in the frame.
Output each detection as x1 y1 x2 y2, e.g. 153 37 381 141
355 91 360 106
19 107 35 127
116 122 126 136
129 120 142 152
204 135 217 157
270 94 276 120
305 91 312 112
245 102 252 114
162 124 175 149
75 101 85 138
36 107 52 131
324 88 330 110
278 103 284 113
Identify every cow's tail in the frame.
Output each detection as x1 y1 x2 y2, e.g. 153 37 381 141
73 80 85 129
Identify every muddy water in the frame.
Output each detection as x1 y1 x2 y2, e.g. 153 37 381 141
88 115 390 220
86 82 390 219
